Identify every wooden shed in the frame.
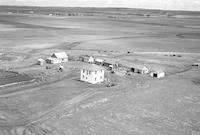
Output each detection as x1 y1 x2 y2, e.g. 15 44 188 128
79 55 94 63
103 59 118 70
94 58 104 65
150 71 165 78
192 63 200 67
130 65 149 74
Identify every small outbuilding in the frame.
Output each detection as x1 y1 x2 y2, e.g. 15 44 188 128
103 59 117 70
119 61 149 74
88 57 95 64
130 65 149 74
150 71 165 78
80 64 104 84
94 58 104 65
79 55 94 63
37 58 45 66
192 63 200 67
109 65 114 70
103 61 112 67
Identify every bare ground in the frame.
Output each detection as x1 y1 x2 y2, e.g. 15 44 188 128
0 7 200 135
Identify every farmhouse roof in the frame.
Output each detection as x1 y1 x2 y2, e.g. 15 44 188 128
82 64 104 71
51 52 68 59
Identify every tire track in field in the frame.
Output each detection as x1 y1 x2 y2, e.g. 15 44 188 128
26 90 101 126
0 72 77 98
0 89 101 128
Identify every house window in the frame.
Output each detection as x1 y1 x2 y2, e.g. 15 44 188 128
83 69 85 73
95 78 96 81
82 75 84 79
100 76 102 79
89 71 91 74
95 71 97 74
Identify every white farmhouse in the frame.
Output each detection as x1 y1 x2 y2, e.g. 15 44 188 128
46 52 68 64
80 64 104 84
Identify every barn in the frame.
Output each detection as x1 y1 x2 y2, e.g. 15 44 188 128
80 64 104 84
51 52 68 62
46 52 68 64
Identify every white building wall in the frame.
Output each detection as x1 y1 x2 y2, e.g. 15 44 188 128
80 69 94 84
143 68 149 74
80 69 104 84
157 72 165 78
150 72 165 78
88 57 94 63
92 70 104 84
60 58 68 62
52 59 62 64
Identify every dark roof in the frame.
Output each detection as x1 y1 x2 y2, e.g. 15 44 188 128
82 64 104 71
79 55 90 58
120 61 148 70
103 59 117 65
51 52 68 58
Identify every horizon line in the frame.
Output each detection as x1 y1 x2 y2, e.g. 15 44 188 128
1 5 200 12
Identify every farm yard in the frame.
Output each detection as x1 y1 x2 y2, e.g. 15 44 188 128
0 6 200 135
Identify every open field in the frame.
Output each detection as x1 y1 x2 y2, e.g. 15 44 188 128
0 6 200 135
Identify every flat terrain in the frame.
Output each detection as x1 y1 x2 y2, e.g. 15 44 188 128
0 6 200 135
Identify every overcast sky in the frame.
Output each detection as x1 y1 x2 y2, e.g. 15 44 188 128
0 0 200 11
